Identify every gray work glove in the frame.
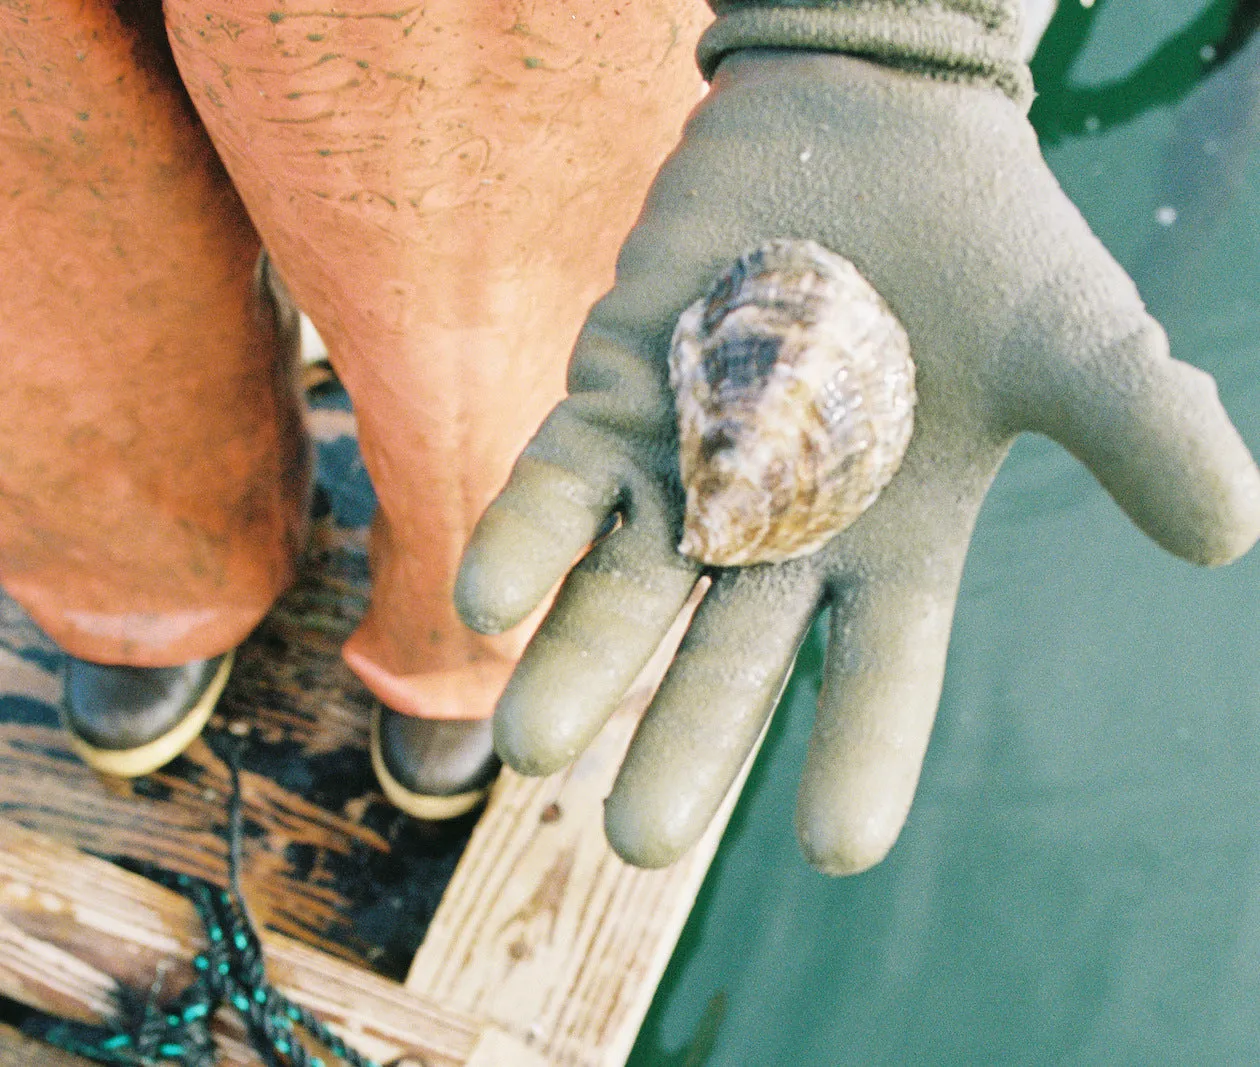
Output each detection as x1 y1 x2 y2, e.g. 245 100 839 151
455 5 1260 875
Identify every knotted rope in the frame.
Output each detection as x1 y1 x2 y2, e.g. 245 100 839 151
26 735 382 1067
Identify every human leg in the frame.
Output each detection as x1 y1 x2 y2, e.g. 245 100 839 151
0 0 310 771
162 0 711 810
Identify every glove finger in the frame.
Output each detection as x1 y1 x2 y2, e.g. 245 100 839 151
790 429 989 876
493 481 701 776
455 442 621 636
604 562 823 869
795 550 963 877
1025 317 1260 566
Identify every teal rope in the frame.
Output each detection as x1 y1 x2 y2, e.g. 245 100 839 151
25 735 383 1067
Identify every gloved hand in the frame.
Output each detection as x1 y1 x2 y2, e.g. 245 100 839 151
454 16 1260 874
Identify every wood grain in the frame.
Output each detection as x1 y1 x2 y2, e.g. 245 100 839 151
409 583 765 1067
0 819 485 1067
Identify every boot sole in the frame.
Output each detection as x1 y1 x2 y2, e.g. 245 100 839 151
369 705 493 821
63 651 234 778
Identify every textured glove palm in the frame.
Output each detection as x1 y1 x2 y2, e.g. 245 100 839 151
455 46 1260 874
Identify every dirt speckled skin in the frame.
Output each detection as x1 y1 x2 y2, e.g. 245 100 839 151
0 0 310 666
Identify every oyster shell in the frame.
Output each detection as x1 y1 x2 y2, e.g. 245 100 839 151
669 238 916 566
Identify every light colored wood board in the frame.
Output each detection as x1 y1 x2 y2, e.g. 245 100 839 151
0 1022 97 1067
464 1027 555 1067
0 819 487 1067
408 584 764 1067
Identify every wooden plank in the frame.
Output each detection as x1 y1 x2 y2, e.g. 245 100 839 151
464 1028 554 1067
408 583 765 1067
0 819 486 1067
0 586 756 1067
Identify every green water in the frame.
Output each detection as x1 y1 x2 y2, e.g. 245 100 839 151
629 3 1260 1064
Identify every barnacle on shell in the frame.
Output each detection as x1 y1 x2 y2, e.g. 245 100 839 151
669 238 916 566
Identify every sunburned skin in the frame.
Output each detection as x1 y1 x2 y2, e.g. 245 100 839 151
0 0 712 716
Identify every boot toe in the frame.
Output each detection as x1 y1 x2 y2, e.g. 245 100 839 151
371 706 499 821
62 652 233 777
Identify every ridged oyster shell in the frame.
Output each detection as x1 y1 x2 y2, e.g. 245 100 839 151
669 239 916 566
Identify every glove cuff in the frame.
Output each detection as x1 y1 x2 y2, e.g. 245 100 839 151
697 3 1033 108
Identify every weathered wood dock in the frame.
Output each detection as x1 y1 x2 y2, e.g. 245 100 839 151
0 379 752 1066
